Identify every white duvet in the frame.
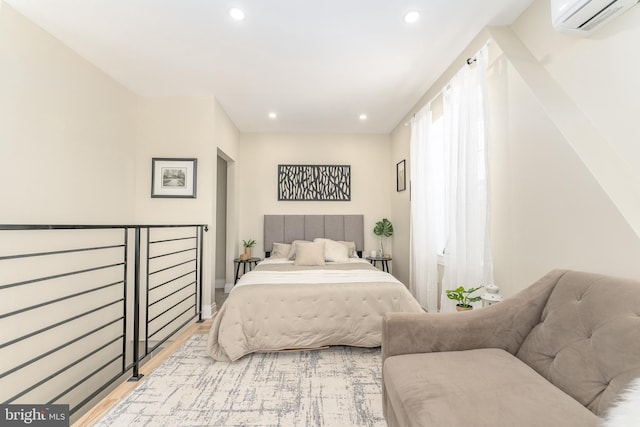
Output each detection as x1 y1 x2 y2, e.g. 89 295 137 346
206 259 424 361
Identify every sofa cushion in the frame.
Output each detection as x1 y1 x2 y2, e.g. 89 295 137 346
383 348 597 427
516 271 640 416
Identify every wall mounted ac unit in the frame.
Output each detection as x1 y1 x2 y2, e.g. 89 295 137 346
551 0 639 36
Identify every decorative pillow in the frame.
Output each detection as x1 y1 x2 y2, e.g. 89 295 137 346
338 240 358 258
314 238 358 259
603 378 640 427
271 242 291 259
322 239 350 263
294 241 326 266
287 240 310 260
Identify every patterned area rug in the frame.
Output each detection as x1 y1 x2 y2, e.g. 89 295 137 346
95 334 386 426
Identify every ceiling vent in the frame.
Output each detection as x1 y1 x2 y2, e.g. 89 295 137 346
551 0 639 36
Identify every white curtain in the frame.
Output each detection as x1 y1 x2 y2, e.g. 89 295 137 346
410 44 493 312
440 45 493 312
410 106 440 312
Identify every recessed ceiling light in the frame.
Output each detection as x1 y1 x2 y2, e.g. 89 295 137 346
403 10 420 23
229 8 246 21
268 112 277 119
359 114 367 120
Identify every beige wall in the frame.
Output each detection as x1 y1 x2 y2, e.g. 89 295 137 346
513 1 640 174
212 101 241 288
213 99 240 162
238 133 392 263
133 96 217 308
133 97 241 307
503 2 640 240
488 54 640 296
390 0 640 296
490 0 640 293
134 96 216 224
0 2 242 313
0 3 137 223
389 124 411 286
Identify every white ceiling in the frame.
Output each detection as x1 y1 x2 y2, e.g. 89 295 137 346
6 0 534 133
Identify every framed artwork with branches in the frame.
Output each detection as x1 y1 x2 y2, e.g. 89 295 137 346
278 164 351 201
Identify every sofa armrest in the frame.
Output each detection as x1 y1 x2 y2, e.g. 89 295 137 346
382 269 567 361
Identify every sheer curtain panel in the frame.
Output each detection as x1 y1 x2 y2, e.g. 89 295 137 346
410 107 440 312
409 44 493 313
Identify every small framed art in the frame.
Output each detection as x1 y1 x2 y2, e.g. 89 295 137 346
396 159 406 192
151 158 198 198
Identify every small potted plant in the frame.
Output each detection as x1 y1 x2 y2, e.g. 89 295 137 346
373 218 393 257
445 286 482 311
241 239 256 260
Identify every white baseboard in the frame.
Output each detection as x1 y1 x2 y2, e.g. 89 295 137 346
224 282 234 293
201 303 216 319
215 279 225 289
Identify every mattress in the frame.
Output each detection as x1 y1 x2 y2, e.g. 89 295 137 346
206 258 424 361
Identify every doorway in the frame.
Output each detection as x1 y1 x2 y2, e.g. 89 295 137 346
215 154 228 307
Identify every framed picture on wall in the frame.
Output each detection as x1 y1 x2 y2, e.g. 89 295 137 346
151 158 198 198
278 164 351 201
396 159 406 192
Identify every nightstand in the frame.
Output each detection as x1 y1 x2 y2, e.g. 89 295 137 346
233 257 261 283
366 256 392 273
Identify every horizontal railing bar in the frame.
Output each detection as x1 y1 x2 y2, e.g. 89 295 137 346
0 262 124 291
147 313 198 355
149 271 195 292
0 317 124 380
0 299 123 349
0 316 124 378
0 280 124 319
0 244 124 262
148 247 196 260
148 292 196 324
148 281 196 308
4 335 123 405
49 353 122 409
0 224 206 231
149 236 196 244
148 259 195 276
69 368 126 416
148 304 195 340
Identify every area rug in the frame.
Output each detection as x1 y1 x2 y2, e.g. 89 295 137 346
95 334 386 426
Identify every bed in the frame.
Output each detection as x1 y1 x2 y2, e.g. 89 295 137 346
206 214 424 362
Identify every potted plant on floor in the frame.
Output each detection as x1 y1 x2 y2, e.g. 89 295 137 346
373 218 393 257
445 286 482 311
241 239 256 260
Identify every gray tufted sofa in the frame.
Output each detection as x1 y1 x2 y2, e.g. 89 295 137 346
381 270 640 427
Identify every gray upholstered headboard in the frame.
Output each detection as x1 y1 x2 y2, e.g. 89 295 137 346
264 215 364 257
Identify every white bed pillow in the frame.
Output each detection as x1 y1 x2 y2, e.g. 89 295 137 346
603 378 640 427
294 241 326 266
323 239 350 263
338 240 359 258
287 240 310 260
314 238 357 260
270 242 291 259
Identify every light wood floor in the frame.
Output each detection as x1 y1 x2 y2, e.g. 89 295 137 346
73 315 219 426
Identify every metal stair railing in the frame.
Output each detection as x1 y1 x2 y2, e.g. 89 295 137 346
0 224 208 420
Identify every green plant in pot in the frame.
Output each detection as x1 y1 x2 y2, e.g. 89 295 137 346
373 218 393 258
445 286 482 311
241 239 256 260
